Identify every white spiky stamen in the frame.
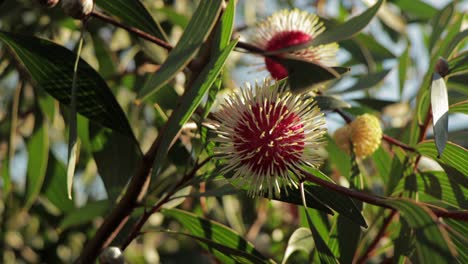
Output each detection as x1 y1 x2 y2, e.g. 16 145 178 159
211 80 327 198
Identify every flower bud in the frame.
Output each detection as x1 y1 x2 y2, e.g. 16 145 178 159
350 114 382 158
62 0 93 19
37 0 60 8
435 57 449 77
333 114 382 158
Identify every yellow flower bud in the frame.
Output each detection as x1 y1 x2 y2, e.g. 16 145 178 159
333 114 382 158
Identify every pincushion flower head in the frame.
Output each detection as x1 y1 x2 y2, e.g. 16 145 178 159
248 9 339 80
333 114 382 158
211 80 327 198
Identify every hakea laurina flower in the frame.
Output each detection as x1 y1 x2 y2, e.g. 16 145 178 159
247 9 339 80
333 114 383 158
211 80 327 198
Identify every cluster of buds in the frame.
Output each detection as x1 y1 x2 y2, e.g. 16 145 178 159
333 114 383 158
38 0 93 19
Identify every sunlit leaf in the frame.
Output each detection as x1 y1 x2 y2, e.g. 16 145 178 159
138 1 223 100
416 141 467 176
447 51 468 77
282 227 314 264
449 100 468 114
428 2 454 52
163 208 271 264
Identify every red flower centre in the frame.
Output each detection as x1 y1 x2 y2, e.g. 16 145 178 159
233 102 305 177
265 31 312 79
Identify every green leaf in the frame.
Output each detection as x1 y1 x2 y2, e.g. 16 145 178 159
340 33 395 65
448 51 468 77
24 118 49 209
445 219 468 263
392 0 437 21
300 167 367 227
416 140 467 176
95 0 167 41
138 1 223 100
0 31 135 138
385 199 456 263
157 7 189 29
315 95 351 111
429 2 454 53
431 73 449 157
449 100 468 114
334 70 391 94
300 185 339 264
393 171 467 209
150 40 237 179
162 208 271 264
371 146 391 182
398 46 410 96
280 56 348 93
282 227 314 264
354 98 396 111
59 200 111 230
90 125 143 201
41 153 75 212
310 0 385 46
445 30 468 60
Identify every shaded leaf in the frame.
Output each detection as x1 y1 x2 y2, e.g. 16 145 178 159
445 219 468 263
138 1 223 100
95 0 167 40
310 0 384 46
392 0 437 21
162 208 271 264
429 2 454 53
59 200 111 230
280 56 349 93
385 199 456 263
398 46 410 96
41 153 75 212
0 31 134 137
416 140 467 176
334 70 391 94
89 125 142 201
24 118 49 209
315 95 351 111
447 51 468 77
282 227 314 264
354 98 396 111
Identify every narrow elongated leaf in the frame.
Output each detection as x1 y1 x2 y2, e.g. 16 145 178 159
150 41 237 179
431 73 449 157
429 2 454 52
447 51 468 77
310 0 384 46
282 227 314 264
334 70 391 94
445 219 468 263
59 200 111 230
280 56 349 93
138 1 223 100
95 0 167 40
24 118 49 209
90 125 142 201
392 0 437 21
315 95 351 111
385 199 456 263
301 185 339 264
162 208 271 264
449 100 468 114
416 140 467 176
392 171 467 209
41 153 75 212
398 46 410 96
0 31 134 138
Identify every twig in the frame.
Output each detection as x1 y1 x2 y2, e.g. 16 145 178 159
299 167 468 221
90 10 173 51
119 157 212 250
356 210 398 264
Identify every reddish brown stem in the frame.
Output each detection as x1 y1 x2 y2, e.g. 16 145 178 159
90 10 173 51
299 167 468 221
356 210 398 264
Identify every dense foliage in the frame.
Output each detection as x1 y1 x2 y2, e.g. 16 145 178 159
0 0 467 263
